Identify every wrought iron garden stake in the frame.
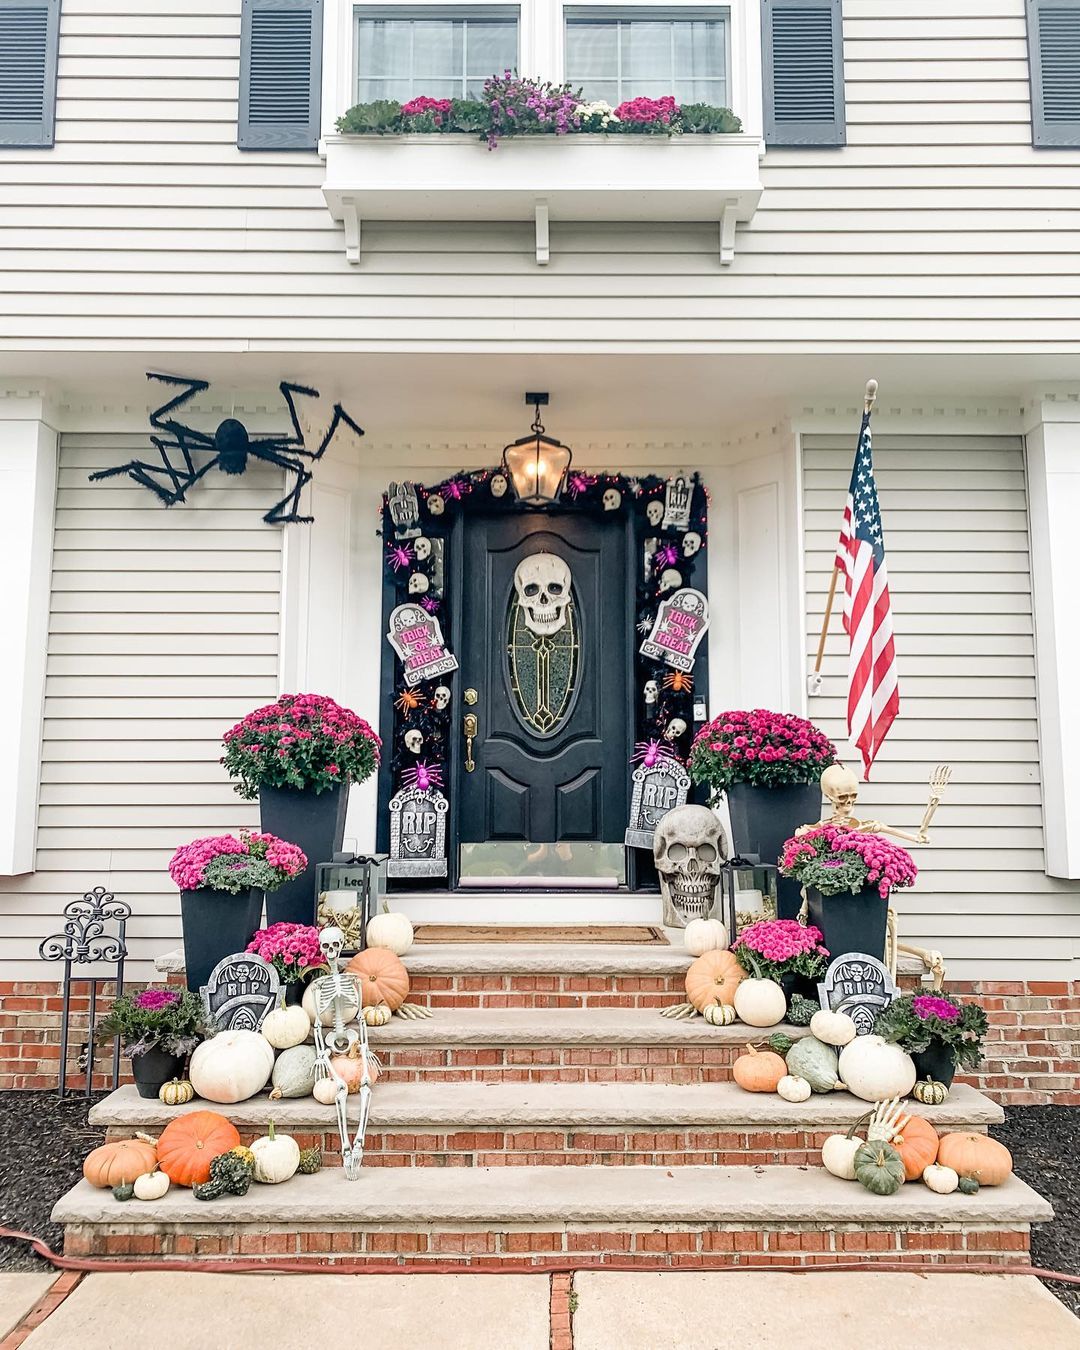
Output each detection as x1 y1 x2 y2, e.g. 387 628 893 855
310 926 375 1179
39 887 131 1098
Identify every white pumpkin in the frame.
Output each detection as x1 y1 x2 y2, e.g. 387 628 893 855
683 918 728 957
261 1004 311 1051
365 908 414 956
733 978 787 1028
703 1002 737 1027
302 981 358 1027
821 1132 864 1180
189 1029 274 1104
777 1074 812 1103
809 1009 857 1048
837 1035 917 1104
269 1044 319 1100
133 1170 170 1201
923 1163 960 1195
250 1119 300 1184
312 1077 338 1105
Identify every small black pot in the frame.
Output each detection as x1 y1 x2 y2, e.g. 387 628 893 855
259 782 349 928
130 1048 187 1100
805 884 889 964
284 975 312 1007
912 1042 957 1089
725 780 823 921
780 971 822 1004
180 886 264 993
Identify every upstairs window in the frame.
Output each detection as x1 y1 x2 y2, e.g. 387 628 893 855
564 7 729 107
354 5 519 103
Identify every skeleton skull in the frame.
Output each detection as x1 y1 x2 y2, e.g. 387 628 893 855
414 536 432 561
653 804 727 926
319 925 344 966
433 685 451 711
408 572 429 595
821 763 860 817
426 493 445 516
490 473 508 498
659 567 683 593
404 728 424 754
514 553 572 636
602 488 622 512
682 531 702 558
664 717 688 741
644 679 659 705
646 500 664 527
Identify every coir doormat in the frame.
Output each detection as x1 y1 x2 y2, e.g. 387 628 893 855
412 924 669 944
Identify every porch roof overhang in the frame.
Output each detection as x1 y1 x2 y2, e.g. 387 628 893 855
322 133 764 267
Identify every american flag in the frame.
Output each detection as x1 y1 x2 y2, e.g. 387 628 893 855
835 408 899 778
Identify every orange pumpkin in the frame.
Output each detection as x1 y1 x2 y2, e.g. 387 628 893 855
83 1138 158 1190
893 1113 939 1181
330 1045 381 1092
156 1110 241 1187
732 1043 787 1093
685 949 746 1013
345 947 410 1011
936 1132 1013 1187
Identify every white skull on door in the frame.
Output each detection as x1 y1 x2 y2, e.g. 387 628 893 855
653 804 727 926
513 553 572 636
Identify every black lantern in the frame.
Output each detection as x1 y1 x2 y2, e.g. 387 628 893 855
502 392 573 507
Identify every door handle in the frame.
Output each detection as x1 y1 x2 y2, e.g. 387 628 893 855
463 713 478 773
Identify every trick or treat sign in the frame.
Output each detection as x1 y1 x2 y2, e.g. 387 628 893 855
388 786 449 878
624 758 691 849
387 604 459 688
639 589 709 673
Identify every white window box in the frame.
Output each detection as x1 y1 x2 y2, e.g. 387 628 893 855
322 132 763 264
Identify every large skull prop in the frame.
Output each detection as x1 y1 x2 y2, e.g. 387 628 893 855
514 553 572 636
653 804 727 926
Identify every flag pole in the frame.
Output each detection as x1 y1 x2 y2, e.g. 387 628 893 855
813 379 878 674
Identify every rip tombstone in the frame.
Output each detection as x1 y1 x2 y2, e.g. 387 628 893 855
816 952 898 1037
200 954 282 1032
624 758 691 850
388 785 449 878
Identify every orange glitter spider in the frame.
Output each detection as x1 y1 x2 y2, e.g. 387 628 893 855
662 671 694 694
395 689 422 713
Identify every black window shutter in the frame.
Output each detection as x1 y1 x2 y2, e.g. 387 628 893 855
0 0 61 148
239 0 323 151
762 0 845 147
1027 0 1080 147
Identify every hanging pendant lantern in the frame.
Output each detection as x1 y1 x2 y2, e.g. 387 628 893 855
502 393 573 507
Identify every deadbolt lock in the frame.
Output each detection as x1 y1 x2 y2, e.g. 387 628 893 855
464 688 478 706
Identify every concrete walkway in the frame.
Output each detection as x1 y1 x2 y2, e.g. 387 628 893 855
1 1269 1077 1349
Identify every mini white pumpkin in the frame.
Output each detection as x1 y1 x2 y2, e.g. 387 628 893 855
261 1004 311 1051
703 1002 737 1027
733 978 787 1028
777 1074 812 1103
362 1002 393 1027
312 1077 339 1105
683 918 728 957
250 1119 300 1184
923 1163 959 1195
821 1131 864 1180
189 1029 275 1104
302 981 358 1027
365 908 414 957
837 1035 917 1104
809 1009 857 1048
133 1170 170 1201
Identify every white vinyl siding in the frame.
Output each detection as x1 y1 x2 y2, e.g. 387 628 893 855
803 432 1080 982
0 432 282 980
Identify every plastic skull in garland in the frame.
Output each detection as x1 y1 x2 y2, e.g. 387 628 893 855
653 804 727 926
513 553 572 636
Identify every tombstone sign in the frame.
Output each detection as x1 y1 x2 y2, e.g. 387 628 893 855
817 952 898 1037
662 475 693 531
388 785 449 877
639 589 709 673
624 758 691 849
387 480 421 537
387 604 459 687
200 954 281 1032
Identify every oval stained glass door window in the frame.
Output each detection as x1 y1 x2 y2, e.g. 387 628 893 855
506 559 580 737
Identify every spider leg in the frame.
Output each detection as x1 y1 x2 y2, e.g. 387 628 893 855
314 402 365 461
146 372 211 432
276 381 321 451
248 445 314 524
89 440 206 506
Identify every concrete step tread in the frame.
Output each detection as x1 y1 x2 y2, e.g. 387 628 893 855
403 941 692 975
90 1081 1004 1132
53 1165 1052 1228
365 1006 809 1045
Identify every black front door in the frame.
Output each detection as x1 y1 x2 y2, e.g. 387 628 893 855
456 511 631 850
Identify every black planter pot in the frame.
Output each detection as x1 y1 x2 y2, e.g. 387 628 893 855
180 886 264 994
805 884 889 964
130 1048 187 1100
259 782 349 928
780 971 822 1004
912 1042 957 1089
725 780 822 920
284 974 313 1007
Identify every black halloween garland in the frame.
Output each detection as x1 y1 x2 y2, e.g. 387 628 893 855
381 467 709 812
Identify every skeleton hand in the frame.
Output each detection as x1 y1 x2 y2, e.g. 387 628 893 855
866 1096 909 1143
660 1002 699 1020
396 1002 434 1020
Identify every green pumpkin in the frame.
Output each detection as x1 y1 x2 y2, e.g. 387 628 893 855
193 1175 229 1201
298 1147 322 1175
209 1151 253 1196
786 995 820 1027
957 1175 980 1196
768 1032 795 1056
112 1180 135 1202
913 1078 949 1106
785 1036 840 1093
854 1141 906 1196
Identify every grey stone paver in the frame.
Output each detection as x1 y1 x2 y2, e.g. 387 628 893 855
0 1273 56 1340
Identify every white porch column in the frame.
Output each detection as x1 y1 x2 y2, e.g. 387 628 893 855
1024 393 1080 878
0 403 58 875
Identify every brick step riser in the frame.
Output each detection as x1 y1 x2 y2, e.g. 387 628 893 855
409 974 685 1009
378 1045 776 1084
63 1222 1032 1267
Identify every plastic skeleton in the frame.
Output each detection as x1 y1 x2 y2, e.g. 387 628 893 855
310 927 377 1179
88 372 364 525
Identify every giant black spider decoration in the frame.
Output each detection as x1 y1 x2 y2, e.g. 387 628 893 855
88 372 364 524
